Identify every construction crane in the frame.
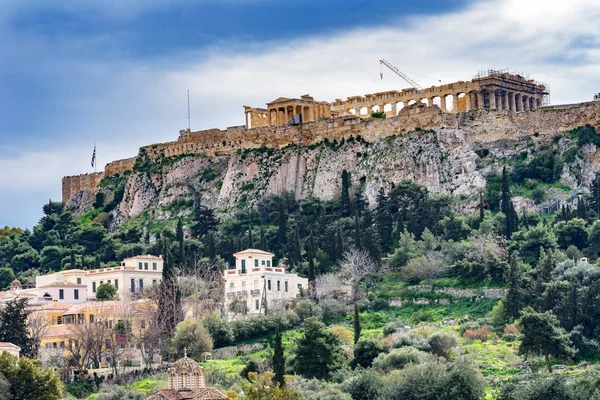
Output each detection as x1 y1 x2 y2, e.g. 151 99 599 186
379 59 442 90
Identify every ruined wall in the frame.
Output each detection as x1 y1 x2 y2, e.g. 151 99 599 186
105 157 136 176
62 101 600 203
62 172 104 203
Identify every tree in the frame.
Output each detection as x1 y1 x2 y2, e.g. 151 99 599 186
353 213 362 249
314 273 343 301
375 189 393 253
389 229 421 270
338 249 379 302
0 268 15 290
277 201 288 249
501 166 516 239
353 303 361 345
535 247 554 302
272 327 285 388
191 204 218 238
171 318 213 359
240 372 302 400
341 170 351 215
176 217 185 263
0 298 33 358
95 282 118 300
157 238 183 347
555 218 588 250
400 251 449 287
293 317 348 380
352 339 385 369
27 311 50 359
260 227 267 251
518 307 576 373
0 352 62 400
504 251 524 322
247 226 254 248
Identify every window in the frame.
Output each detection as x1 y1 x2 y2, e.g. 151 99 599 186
139 279 144 290
262 260 265 266
277 281 280 291
254 260 259 267
105 339 111 349
74 289 79 300
77 278 81 284
144 262 148 270
131 279 135 293
297 284 302 289
78 314 84 324
114 279 118 290
255 299 260 310
57 316 63 325
108 280 111 284
60 341 65 348
89 314 94 323
230 282 234 289
153 262 157 270
241 259 246 274
138 262 143 270
267 280 272 290
267 260 271 267
52 342 57 349
100 281 103 285
92 282 96 293
59 289 64 300
285 281 289 292
153 279 157 285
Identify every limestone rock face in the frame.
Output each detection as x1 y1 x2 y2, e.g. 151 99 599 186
75 129 487 229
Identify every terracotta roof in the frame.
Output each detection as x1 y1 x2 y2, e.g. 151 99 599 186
33 302 72 312
149 388 226 400
44 325 75 338
38 282 86 288
0 342 20 349
233 248 274 257
123 254 163 261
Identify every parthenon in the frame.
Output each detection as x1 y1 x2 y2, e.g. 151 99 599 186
244 69 549 127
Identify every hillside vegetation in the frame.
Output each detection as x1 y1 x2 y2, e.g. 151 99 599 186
3 125 600 399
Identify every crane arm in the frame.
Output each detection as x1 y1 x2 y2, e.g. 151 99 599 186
379 59 423 90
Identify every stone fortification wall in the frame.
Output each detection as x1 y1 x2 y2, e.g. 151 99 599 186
105 157 136 176
61 101 600 203
62 172 104 203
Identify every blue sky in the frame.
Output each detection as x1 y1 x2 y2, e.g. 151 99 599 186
1 0 599 228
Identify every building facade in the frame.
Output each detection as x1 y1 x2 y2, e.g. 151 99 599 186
223 249 308 317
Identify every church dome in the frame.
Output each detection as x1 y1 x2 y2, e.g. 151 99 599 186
171 354 201 373
167 349 206 391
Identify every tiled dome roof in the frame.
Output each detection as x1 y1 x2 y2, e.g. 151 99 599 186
170 349 202 373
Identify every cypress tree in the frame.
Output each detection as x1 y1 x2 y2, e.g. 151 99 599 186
353 303 361 345
577 196 588 220
260 227 267 251
277 201 287 248
0 299 34 357
479 192 485 223
501 166 514 239
207 233 216 262
354 212 362 249
158 237 183 346
307 231 316 297
535 247 553 304
176 217 185 264
247 226 254 248
341 170 351 215
354 188 367 217
272 327 286 388
591 172 600 216
335 227 344 262
504 251 523 321
292 225 302 267
70 250 76 270
376 188 393 253
94 254 101 269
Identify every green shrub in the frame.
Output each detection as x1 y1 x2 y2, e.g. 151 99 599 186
320 299 348 322
427 332 457 359
66 381 96 398
352 339 387 369
369 298 389 311
531 187 546 204
372 347 432 373
296 300 323 321
383 319 407 336
341 370 382 400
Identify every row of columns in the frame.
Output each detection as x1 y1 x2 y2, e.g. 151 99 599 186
268 105 314 126
343 90 541 116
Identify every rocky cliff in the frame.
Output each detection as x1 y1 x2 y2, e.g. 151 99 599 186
64 102 600 230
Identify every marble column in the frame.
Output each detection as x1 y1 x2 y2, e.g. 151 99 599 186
522 96 529 111
465 93 472 111
515 94 521 112
508 92 515 111
489 91 496 109
477 91 484 109
452 93 460 113
440 96 447 112
390 103 397 116
427 97 434 107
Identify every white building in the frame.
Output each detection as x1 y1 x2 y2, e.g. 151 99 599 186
223 249 308 317
32 255 164 302
0 342 21 359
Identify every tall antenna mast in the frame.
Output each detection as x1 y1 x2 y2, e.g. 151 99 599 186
187 89 191 131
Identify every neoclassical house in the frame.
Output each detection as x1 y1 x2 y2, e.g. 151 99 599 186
148 351 226 400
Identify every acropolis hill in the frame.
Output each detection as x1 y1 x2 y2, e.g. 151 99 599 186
62 69 600 206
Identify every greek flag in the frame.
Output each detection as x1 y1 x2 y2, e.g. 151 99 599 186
91 143 96 168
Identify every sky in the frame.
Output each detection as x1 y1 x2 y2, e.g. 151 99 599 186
0 0 599 228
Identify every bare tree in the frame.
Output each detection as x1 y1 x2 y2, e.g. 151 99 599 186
314 273 343 302
68 320 108 372
400 251 450 287
467 233 507 263
27 310 51 358
130 301 161 367
338 248 380 302
178 258 224 318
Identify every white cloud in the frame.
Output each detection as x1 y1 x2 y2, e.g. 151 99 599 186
2 0 600 227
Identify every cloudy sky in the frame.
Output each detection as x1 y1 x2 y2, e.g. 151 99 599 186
1 0 599 228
